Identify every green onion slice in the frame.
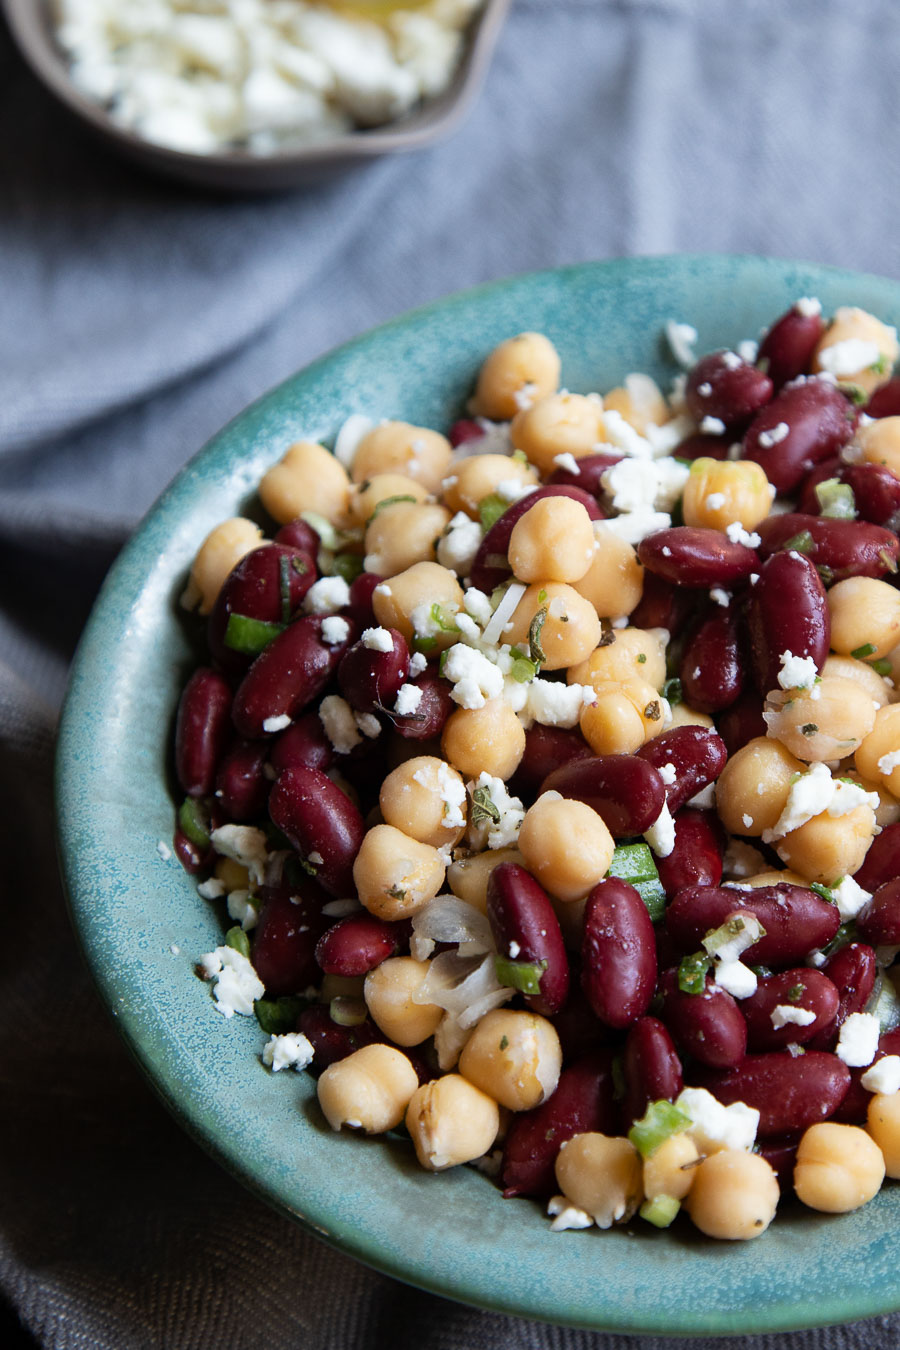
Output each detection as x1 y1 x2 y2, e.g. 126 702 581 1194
478 494 509 531
639 1194 681 1228
781 530 815 555
254 995 306 1035
628 1099 693 1158
368 494 418 523
662 677 683 706
677 951 711 995
851 643 877 660
225 926 251 959
509 649 538 683
224 612 285 655
332 552 364 584
493 954 548 996
429 602 459 634
815 478 857 520
178 797 211 849
607 842 666 922
870 658 892 676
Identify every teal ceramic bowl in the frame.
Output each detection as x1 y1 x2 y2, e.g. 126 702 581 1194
56 255 900 1335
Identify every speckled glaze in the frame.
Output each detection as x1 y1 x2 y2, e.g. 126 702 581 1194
56 257 900 1335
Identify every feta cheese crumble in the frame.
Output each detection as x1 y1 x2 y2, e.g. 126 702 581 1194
437 512 483 574
725 521 762 548
675 1088 759 1153
877 750 900 776
469 772 525 849
263 1031 314 1073
770 1004 816 1029
547 1195 593 1232
362 626 394 652
210 823 268 885
262 713 292 733
394 683 424 716
441 643 504 709
198 945 264 1018
836 1012 881 1067
861 1055 900 1095
321 615 350 646
303 575 350 615
644 800 676 858
777 650 819 692
762 762 879 843
319 693 363 753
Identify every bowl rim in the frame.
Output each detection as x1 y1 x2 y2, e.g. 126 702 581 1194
2 0 512 176
55 254 900 1335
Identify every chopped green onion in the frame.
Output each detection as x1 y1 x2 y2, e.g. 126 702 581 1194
225 926 251 959
178 797 211 849
511 449 530 466
815 478 857 520
368 494 418 523
329 996 368 1027
412 634 438 655
493 955 548 996
628 1099 693 1158
851 643 877 660
429 602 459 634
300 511 341 551
537 588 548 604
662 677 683 706
840 384 869 407
781 530 815 555
528 606 548 665
332 552 364 584
478 494 509 531
677 951 711 995
471 785 501 828
254 995 306 1035
786 983 805 1003
811 882 837 905
607 842 666 922
224 612 285 655
870 658 893 676
820 920 858 959
510 651 538 683
640 1194 681 1228
701 913 766 960
386 884 407 901
637 652 647 664
870 353 891 375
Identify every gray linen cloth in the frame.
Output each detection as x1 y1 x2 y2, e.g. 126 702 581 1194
5 0 900 1344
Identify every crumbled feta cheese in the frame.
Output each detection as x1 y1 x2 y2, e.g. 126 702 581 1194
454 612 481 641
362 626 394 652
710 587 730 607
601 457 689 516
197 878 226 901
469 772 525 850
861 1055 900 1095
700 415 726 435
771 1004 816 1029
817 339 883 377
431 761 466 830
705 492 726 510
199 944 264 1019
697 382 713 398
441 643 504 709
598 511 671 547
263 1031 314 1073
742 813 754 830
714 960 758 1000
394 683 424 717
725 521 762 548
210 824 268 886
795 297 822 318
322 898 360 917
408 651 428 678
659 762 677 786
156 840 172 861
526 679 596 729
553 452 581 475
226 889 259 931
738 339 759 364
374 583 392 598
263 713 293 733
686 782 716 810
777 651 819 691
878 750 900 776
665 321 698 368
675 1087 759 1153
355 712 382 739
319 693 363 753
463 588 493 629
762 762 879 842
757 422 790 449
496 479 538 503
437 512 483 574
644 800 676 858
547 1195 593 1232
722 839 766 879
836 1012 881 1067
831 874 872 921
304 575 351 616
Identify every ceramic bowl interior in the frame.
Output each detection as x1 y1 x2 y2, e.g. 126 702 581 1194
2 0 511 190
56 256 900 1334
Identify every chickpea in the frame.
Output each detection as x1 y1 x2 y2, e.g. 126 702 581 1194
844 771 900 828
508 497 596 584
822 655 893 709
569 626 666 691
504 583 602 671
685 1150 779 1240
406 1075 500 1170
642 1132 700 1203
854 417 900 477
579 680 667 756
794 1122 885 1212
442 453 538 518
442 699 526 781
554 1133 643 1228
716 736 804 838
259 441 351 527
681 457 773 532
510 393 606 476
213 857 251 891
371 562 464 650
363 501 451 577
473 332 561 421
742 868 811 888
601 373 669 434
885 643 900 688
379 755 466 848
348 472 431 528
184 517 264 615
353 824 446 920
764 677 876 762
855 704 900 796
433 1012 472 1072
350 422 452 494
775 803 876 885
827 577 900 661
867 1093 900 1178
549 892 587 949
572 528 645 619
666 702 715 730
363 957 443 1047
446 846 525 913
317 1043 419 1133
459 1008 562 1111
812 306 899 395
517 793 614 902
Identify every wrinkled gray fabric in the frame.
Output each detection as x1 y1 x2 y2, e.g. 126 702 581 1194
5 0 900 1344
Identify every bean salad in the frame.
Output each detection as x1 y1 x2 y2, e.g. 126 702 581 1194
176 299 900 1241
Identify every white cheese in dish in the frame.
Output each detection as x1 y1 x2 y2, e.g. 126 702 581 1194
199 944 265 1018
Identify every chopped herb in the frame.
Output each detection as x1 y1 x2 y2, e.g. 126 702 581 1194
598 623 617 648
368 494 418 523
811 882 836 905
225 926 251 959
677 951 711 995
299 510 341 552
494 954 548 996
816 563 835 586
800 723 819 736
851 643 877 660
511 449 529 465
781 530 815 555
640 1195 681 1229
787 983 806 1003
471 785 501 827
869 354 890 375
332 552 364 584
499 1035 509 1051
840 383 869 407
637 652 647 664
298 857 318 878
644 700 661 721
871 658 893 676
528 606 548 665
537 588 548 604
628 1099 693 1158
386 884 407 901
223 612 285 655
254 995 306 1035
478 494 508 531
815 478 857 521
178 797 211 849
662 677 683 705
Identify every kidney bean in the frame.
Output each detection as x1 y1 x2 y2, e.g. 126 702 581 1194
541 755 666 837
546 451 621 495
252 880 331 997
665 884 841 967
671 431 731 462
232 615 355 740
744 549 830 696
857 879 900 946
636 726 728 814
757 1134 802 1189
854 821 900 893
173 825 213 875
657 809 724 897
315 914 410 977
469 485 603 593
658 968 747 1069
448 418 486 447
337 628 410 714
679 606 744 713
695 1051 851 1138
742 379 857 494
511 724 593 796
345 571 383 627
838 463 900 528
741 969 839 1052
717 689 768 756
175 667 232 797
638 527 759 589
797 457 844 515
268 712 334 776
757 304 826 389
208 544 316 672
581 878 657 1029
390 673 454 740
755 512 900 581
629 571 694 635
274 518 322 555
215 739 270 821
487 862 570 1017
298 1003 382 1075
621 1016 683 1125
550 989 614 1064
865 378 900 419
807 943 877 1052
834 1027 900 1123
501 1051 618 1198
685 351 773 428
269 766 365 897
